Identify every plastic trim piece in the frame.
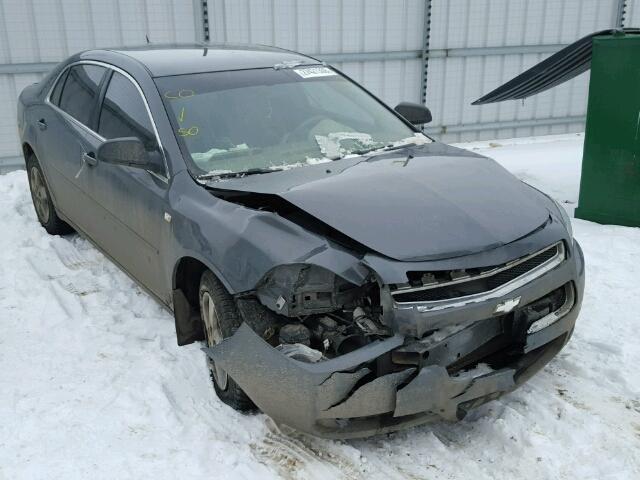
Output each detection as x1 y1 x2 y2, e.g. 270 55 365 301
527 283 575 334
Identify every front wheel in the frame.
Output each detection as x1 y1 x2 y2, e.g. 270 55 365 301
199 270 255 411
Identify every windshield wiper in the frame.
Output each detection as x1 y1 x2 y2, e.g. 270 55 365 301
383 141 418 151
199 167 283 181
349 141 419 158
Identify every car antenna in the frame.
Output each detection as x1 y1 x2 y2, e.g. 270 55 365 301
145 33 150 44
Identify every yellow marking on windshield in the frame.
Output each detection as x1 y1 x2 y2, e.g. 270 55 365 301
164 89 195 100
178 126 199 137
178 107 185 123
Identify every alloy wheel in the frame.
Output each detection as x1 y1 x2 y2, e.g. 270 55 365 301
30 167 50 224
201 291 228 390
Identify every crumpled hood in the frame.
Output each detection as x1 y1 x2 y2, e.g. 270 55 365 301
205 143 551 261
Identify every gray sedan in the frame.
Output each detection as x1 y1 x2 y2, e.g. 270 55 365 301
18 44 584 438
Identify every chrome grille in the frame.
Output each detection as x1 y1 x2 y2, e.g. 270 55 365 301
392 242 564 304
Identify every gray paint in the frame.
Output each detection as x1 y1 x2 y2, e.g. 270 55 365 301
18 46 585 438
394 365 515 419
321 369 415 419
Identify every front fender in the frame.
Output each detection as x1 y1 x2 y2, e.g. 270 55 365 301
167 170 368 294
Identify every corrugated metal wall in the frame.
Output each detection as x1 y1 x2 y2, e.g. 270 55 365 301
426 0 621 142
206 0 426 107
626 0 640 25
0 0 200 172
0 0 635 171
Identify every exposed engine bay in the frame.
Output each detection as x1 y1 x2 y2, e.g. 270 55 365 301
245 260 575 373
254 264 392 361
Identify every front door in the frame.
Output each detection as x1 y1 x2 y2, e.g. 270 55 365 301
78 70 170 301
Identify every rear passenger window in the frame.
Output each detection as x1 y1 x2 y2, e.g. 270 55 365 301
58 65 106 126
98 72 164 173
49 69 69 106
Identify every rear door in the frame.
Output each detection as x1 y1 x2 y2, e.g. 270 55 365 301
78 70 170 301
35 64 108 222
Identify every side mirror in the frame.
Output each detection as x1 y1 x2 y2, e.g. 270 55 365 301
394 102 432 125
97 137 149 168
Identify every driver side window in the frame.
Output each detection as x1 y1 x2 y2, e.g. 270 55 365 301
98 72 164 175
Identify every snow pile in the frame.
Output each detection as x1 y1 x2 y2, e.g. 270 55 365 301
1 133 639 479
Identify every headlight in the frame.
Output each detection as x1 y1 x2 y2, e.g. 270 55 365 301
553 199 573 239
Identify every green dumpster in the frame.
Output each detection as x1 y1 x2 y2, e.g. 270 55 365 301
575 33 640 227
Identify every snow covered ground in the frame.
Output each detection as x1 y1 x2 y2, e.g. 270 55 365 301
1 133 639 479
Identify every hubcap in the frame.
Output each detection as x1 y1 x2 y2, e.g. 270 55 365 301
30 167 50 224
201 291 228 390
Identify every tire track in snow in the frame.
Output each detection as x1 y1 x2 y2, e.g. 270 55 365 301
58 278 101 297
51 238 97 270
251 419 363 479
251 419 418 480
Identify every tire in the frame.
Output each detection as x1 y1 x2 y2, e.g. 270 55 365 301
26 154 74 236
199 270 255 412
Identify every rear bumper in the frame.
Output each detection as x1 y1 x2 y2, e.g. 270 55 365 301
205 240 584 439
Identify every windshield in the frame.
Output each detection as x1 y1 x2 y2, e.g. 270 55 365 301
155 66 430 177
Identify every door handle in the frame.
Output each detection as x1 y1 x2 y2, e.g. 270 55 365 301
83 152 97 167
37 119 47 131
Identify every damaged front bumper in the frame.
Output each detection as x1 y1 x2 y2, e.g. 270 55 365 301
205 241 584 439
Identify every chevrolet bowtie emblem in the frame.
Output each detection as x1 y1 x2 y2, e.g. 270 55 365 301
494 296 522 314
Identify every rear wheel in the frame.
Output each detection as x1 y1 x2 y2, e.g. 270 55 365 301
199 270 255 411
26 155 73 235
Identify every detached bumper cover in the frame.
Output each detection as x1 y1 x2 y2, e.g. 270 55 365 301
205 241 584 439
205 324 519 438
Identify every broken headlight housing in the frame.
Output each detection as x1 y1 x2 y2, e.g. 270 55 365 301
255 264 391 358
256 264 368 317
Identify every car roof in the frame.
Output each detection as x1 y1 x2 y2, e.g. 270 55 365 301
95 43 320 77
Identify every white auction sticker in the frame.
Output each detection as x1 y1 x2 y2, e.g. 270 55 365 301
293 66 337 79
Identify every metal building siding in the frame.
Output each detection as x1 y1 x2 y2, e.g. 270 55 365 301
1 0 197 62
0 0 199 172
626 0 640 26
206 0 425 105
0 72 40 160
425 0 620 143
